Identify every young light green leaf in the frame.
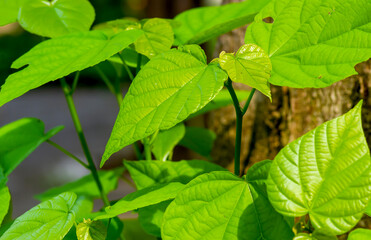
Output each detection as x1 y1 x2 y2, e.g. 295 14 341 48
76 219 107 240
124 159 227 190
0 118 63 177
179 127 216 157
188 89 251 119
138 200 172 237
348 228 371 240
0 186 11 227
162 171 293 240
173 0 271 45
35 168 124 201
18 0 95 38
216 44 272 100
245 0 371 88
1 192 77 240
267 101 371 235
135 18 174 59
102 45 227 165
152 123 185 161
0 0 24 26
366 200 371 217
0 29 143 107
96 182 185 220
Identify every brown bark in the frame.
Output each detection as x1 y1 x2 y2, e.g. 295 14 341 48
209 0 371 237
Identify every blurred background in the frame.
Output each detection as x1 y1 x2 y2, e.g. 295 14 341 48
0 0 223 217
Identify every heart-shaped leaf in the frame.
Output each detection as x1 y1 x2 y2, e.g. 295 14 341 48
101 45 227 165
19 0 95 38
173 0 271 45
245 0 371 88
152 123 185 161
0 0 24 26
135 18 174 59
1 192 77 240
96 182 185 220
267 101 371 234
162 170 293 240
0 29 143 107
124 159 227 190
216 44 272 100
76 219 107 240
35 168 124 201
0 118 63 176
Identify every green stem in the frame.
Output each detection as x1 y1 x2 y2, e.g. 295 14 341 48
225 79 243 176
242 88 256 115
117 53 134 81
142 137 152 161
70 71 80 95
47 140 89 169
60 78 110 207
95 66 123 105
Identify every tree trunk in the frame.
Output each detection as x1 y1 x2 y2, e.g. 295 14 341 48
208 0 371 237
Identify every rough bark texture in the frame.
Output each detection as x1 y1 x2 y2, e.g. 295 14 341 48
208 0 371 237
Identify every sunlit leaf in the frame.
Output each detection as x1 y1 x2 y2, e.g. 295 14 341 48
1 192 77 240
267 101 371 235
348 228 371 240
0 118 63 177
152 123 185 161
162 171 293 240
0 186 10 227
96 182 185 220
0 30 143 107
124 159 226 190
245 0 371 88
35 168 124 201
179 127 216 157
173 0 271 45
19 0 95 38
76 219 106 240
102 45 227 165
216 44 272 100
0 0 24 26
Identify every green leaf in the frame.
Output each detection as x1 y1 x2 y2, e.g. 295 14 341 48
71 196 94 223
19 0 95 38
267 101 371 235
1 192 77 240
179 127 216 157
348 228 371 240
245 0 371 88
95 182 185 220
366 200 371 217
124 159 227 190
152 124 185 161
102 45 227 165
216 44 272 100
35 168 124 201
0 0 24 26
0 118 63 177
188 89 251 119
0 186 10 226
122 219 156 240
173 0 271 45
138 200 172 237
108 48 149 68
162 171 294 240
135 18 174 59
0 30 143 107
76 219 107 240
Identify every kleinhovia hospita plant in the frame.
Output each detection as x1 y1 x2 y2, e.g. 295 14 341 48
0 0 370 239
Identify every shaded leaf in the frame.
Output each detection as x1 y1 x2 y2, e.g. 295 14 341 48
173 0 271 45
179 127 216 157
122 219 156 240
124 159 226 190
96 182 185 220
267 101 371 235
216 44 272 100
0 30 143 107
76 219 106 240
71 196 94 223
162 171 293 240
152 123 185 161
0 118 63 176
0 186 10 227
35 168 124 201
101 45 227 165
19 0 95 38
1 192 77 240
138 200 171 237
245 0 371 88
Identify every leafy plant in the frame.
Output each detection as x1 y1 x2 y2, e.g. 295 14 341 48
0 0 370 239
